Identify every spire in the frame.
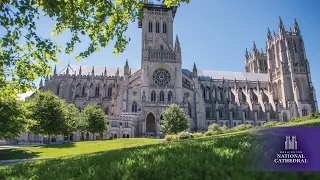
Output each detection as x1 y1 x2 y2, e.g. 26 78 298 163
54 65 57 75
294 18 300 35
39 78 43 87
104 67 107 76
66 67 69 75
267 27 272 40
125 59 129 68
124 59 129 75
92 66 95 75
245 48 249 59
261 48 264 54
252 41 257 54
175 35 181 52
289 26 292 33
193 62 197 77
79 66 82 75
278 16 285 34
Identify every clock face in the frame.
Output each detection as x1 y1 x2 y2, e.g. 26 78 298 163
152 68 171 86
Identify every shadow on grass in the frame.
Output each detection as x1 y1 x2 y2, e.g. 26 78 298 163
0 149 40 160
1 133 319 180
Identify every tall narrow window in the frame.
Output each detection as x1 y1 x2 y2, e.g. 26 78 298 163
188 103 192 117
82 86 85 96
206 107 211 118
132 102 137 112
163 22 167 33
156 22 160 33
168 91 172 102
160 91 164 102
151 91 156 102
107 85 113 97
148 21 153 33
95 86 99 97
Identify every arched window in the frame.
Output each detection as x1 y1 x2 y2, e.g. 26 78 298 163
220 121 224 127
283 113 288 122
302 107 308 116
252 92 258 103
168 91 172 102
148 21 153 33
163 22 167 33
218 109 223 118
107 85 113 97
114 134 117 138
220 91 224 101
127 134 129 138
160 91 164 102
105 107 109 115
132 102 137 112
123 134 126 138
156 22 160 33
151 91 156 102
206 107 211 118
82 86 85 96
231 109 235 118
188 103 192 117
95 86 99 97
244 111 247 119
231 92 235 102
57 86 60 96
242 92 246 102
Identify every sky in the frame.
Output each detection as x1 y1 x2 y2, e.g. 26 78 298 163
19 0 320 105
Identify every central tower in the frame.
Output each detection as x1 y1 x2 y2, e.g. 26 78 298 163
138 1 183 137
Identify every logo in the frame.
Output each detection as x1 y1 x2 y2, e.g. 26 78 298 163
273 135 308 164
285 135 297 150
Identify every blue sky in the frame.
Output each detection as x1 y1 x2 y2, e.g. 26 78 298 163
29 0 320 104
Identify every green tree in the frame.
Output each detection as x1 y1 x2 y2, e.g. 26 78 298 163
62 103 80 137
0 96 29 139
159 104 190 134
29 91 67 144
0 0 189 97
79 105 108 140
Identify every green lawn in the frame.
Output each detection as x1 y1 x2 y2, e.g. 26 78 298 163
0 138 161 160
0 119 319 179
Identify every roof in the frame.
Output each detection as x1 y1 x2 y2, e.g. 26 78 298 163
58 66 140 77
182 69 268 82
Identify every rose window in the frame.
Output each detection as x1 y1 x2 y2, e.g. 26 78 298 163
152 68 171 86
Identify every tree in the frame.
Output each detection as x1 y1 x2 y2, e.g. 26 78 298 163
0 0 189 97
159 104 190 134
29 91 67 144
0 96 29 139
62 103 80 137
79 105 108 140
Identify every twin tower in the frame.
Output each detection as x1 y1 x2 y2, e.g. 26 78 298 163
245 17 318 116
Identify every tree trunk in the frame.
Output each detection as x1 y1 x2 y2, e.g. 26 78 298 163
48 134 51 145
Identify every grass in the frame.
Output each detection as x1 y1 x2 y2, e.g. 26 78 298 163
0 138 161 160
0 119 319 179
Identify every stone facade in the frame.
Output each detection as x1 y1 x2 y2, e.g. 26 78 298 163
26 3 317 142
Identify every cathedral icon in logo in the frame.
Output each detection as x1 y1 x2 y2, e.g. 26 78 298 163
285 135 298 150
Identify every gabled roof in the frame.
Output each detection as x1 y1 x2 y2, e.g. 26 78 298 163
182 69 268 82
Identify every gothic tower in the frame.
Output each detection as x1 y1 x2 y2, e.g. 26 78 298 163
266 17 318 118
245 41 268 73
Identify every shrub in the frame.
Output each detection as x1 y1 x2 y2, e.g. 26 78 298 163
164 134 178 142
204 131 214 137
264 122 276 127
219 125 228 132
192 133 204 138
276 122 286 126
208 123 219 132
177 131 193 140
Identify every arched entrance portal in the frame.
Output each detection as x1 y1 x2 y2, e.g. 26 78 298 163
146 113 156 133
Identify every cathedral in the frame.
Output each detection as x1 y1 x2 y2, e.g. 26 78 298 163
33 2 317 141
